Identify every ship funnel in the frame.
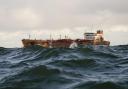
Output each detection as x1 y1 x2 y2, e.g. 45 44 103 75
97 30 103 34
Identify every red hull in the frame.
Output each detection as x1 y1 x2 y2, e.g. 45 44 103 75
22 39 110 48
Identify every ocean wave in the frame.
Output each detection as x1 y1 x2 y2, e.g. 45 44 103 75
0 45 128 89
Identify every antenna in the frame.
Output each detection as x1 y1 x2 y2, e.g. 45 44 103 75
59 34 61 39
29 34 31 39
67 34 69 39
50 34 52 41
101 24 104 32
65 35 68 39
65 35 66 39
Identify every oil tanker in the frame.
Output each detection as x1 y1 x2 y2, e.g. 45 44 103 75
22 30 110 48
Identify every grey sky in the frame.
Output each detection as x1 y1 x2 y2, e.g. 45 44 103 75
0 0 128 47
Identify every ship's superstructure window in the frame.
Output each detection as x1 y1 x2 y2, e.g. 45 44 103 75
84 33 96 40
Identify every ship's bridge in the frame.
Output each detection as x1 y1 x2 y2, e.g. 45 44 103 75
84 33 96 40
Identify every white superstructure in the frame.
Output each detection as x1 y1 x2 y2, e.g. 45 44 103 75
94 30 104 42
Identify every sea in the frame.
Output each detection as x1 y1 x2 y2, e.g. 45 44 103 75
0 45 128 89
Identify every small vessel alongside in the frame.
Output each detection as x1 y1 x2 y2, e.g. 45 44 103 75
22 30 110 48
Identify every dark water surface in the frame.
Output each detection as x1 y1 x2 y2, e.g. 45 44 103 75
0 45 128 89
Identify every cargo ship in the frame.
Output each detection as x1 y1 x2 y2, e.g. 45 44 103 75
22 30 110 48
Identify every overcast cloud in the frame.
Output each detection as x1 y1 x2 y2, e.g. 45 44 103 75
0 0 128 47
